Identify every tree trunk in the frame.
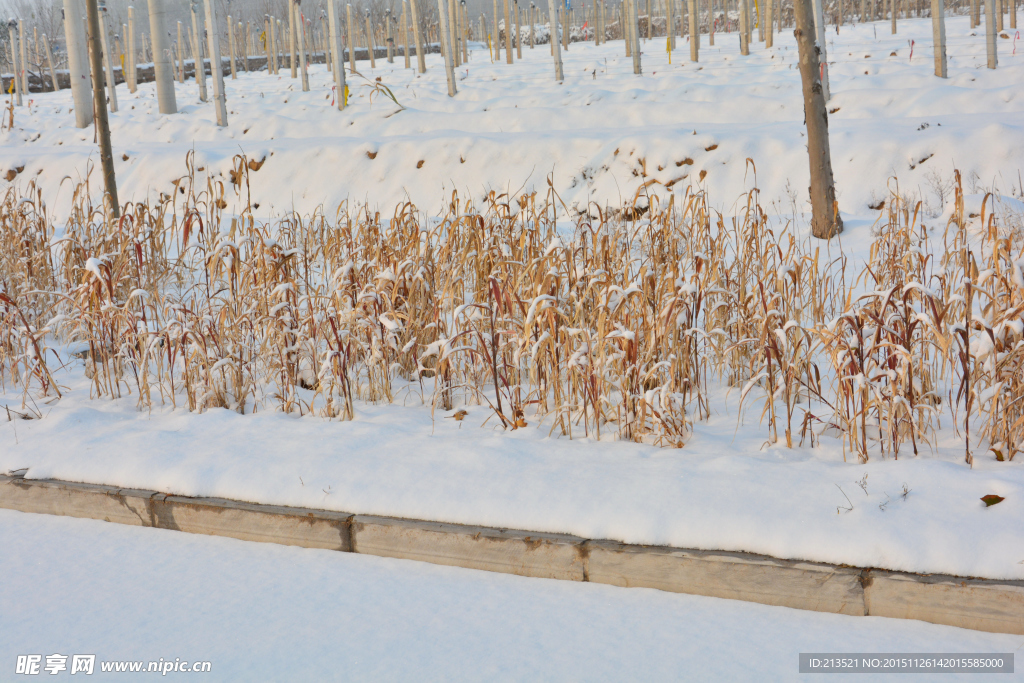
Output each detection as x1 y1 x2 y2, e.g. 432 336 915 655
813 0 830 99
794 0 842 238
689 0 699 60
205 0 229 125
932 0 946 77
438 0 458 94
548 0 564 80
985 0 998 68
64 0 94 127
329 0 347 109
410 0 427 72
149 0 177 114
85 0 119 217
191 5 208 102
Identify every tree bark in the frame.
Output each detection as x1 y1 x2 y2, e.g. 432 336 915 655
150 0 177 114
63 0 94 126
548 0 564 80
329 0 347 109
409 0 426 72
932 0 946 77
985 0 998 68
205 0 229 125
794 0 842 239
191 6 208 102
438 0 458 94
85 0 119 217
688 0 698 60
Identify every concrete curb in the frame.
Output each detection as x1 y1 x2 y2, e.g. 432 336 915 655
2 474 1022 635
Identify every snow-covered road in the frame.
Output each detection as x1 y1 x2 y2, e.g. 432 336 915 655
2 508 1021 681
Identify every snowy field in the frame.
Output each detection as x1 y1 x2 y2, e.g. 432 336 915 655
4 367 1024 582
0 16 1022 220
2 15 1024 591
2 508 1021 681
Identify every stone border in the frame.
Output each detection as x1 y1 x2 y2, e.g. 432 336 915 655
2 474 1022 635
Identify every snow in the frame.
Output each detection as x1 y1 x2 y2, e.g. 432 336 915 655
3 18 1024 584
1 508 1020 681
4 367 1024 581
1 17 1022 222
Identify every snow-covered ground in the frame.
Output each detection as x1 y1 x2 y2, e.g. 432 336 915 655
0 16 1021 221
2 508 1020 681
3 365 1024 582
3 17 1024 587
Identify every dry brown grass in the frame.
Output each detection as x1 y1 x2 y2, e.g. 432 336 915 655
2 157 1022 463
